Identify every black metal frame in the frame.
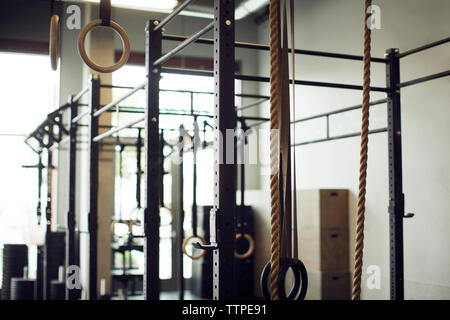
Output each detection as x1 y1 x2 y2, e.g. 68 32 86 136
88 75 101 299
177 127 185 300
66 94 78 300
144 19 162 300
211 0 237 300
385 48 405 301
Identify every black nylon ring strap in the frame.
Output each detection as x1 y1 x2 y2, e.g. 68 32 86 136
136 128 143 209
181 123 206 259
288 1 308 299
100 0 111 26
37 153 44 225
279 0 292 263
119 144 125 221
234 121 255 260
290 0 299 263
158 130 174 227
192 118 200 238
159 130 164 209
51 0 63 17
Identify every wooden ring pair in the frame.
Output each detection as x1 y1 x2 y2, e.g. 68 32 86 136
234 233 255 259
49 14 60 71
182 235 206 259
260 258 308 300
78 19 130 73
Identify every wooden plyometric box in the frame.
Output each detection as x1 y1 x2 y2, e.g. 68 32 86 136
305 270 351 300
298 189 349 230
297 189 349 272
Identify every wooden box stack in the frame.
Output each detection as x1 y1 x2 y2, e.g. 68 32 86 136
298 189 350 300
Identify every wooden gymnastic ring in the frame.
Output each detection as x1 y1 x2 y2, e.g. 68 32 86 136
77 19 130 73
234 233 255 259
182 234 206 260
49 14 60 71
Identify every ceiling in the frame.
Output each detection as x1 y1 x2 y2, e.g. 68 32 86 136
189 0 248 13
175 0 269 20
73 0 267 20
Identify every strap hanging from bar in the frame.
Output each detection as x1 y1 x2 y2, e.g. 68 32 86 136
129 128 146 226
290 0 298 264
279 0 292 265
181 122 206 259
100 0 111 26
118 144 125 221
352 0 373 300
159 130 174 227
37 153 43 225
234 120 255 260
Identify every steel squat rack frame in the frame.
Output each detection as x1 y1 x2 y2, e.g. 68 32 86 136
24 0 449 300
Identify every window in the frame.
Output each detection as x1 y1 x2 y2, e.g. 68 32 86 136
0 52 58 280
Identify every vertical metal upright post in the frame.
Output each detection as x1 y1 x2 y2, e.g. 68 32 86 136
386 48 404 300
37 152 43 225
46 124 54 233
178 131 185 300
136 128 142 209
212 0 237 300
44 123 54 300
88 75 100 300
144 20 162 300
66 95 78 300
159 131 164 209
36 150 44 300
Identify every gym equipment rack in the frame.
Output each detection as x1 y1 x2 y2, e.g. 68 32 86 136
24 0 449 300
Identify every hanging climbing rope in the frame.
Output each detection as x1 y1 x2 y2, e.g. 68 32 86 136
261 0 308 301
352 0 373 300
267 0 282 301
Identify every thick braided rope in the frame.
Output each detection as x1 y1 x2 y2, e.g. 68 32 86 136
352 0 372 300
269 0 281 301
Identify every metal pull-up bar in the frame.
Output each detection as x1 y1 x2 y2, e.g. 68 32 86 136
161 66 389 92
73 87 89 103
162 34 388 63
72 110 90 124
398 36 450 58
398 70 450 88
153 0 196 32
153 21 214 67
92 116 145 142
94 81 146 118
396 37 450 88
